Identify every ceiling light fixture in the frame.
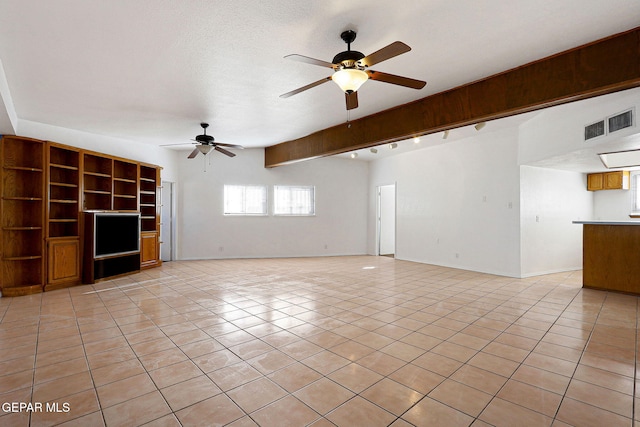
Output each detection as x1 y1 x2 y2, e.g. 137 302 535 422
350 152 358 159
370 148 378 154
332 68 369 93
475 122 486 131
196 145 212 155
413 136 420 144
442 130 449 139
389 143 398 149
599 149 640 169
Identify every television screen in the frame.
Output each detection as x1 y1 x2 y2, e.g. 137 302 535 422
95 213 140 258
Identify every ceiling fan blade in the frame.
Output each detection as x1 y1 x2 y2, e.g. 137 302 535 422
284 54 335 68
214 142 244 149
215 146 236 157
161 142 194 147
280 76 332 98
359 41 411 67
345 91 358 110
366 70 426 89
187 147 200 159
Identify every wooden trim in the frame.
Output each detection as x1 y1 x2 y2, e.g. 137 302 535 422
265 27 640 167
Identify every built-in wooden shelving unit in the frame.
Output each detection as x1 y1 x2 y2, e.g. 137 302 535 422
139 164 161 268
0 137 45 296
0 136 162 296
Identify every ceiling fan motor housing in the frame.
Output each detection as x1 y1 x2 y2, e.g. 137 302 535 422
332 51 365 68
195 134 214 144
334 30 366 69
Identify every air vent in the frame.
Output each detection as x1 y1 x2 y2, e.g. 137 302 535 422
584 120 605 141
608 109 634 133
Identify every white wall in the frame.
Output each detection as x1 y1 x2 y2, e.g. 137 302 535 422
519 88 640 168
592 184 635 220
519 166 591 276
0 58 17 135
16 119 179 181
176 148 369 260
369 128 522 277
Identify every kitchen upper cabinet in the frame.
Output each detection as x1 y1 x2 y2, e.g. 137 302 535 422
587 171 629 191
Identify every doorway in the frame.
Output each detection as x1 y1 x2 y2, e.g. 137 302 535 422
377 184 396 257
160 181 175 262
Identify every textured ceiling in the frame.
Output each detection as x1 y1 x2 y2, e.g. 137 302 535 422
0 0 639 151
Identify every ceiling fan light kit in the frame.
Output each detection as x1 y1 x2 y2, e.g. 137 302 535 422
281 29 426 110
197 145 212 155
332 68 369 93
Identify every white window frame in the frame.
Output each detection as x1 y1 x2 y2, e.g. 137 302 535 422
631 171 640 214
273 185 316 216
223 185 268 216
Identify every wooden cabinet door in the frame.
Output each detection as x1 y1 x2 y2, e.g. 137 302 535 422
141 231 159 268
603 171 629 190
47 238 80 289
587 173 603 191
604 172 623 189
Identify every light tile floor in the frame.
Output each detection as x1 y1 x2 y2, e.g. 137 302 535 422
0 256 637 426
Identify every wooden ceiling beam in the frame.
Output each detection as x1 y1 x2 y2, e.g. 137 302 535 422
265 27 640 168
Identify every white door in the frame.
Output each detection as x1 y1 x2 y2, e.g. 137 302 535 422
378 184 396 256
160 181 175 261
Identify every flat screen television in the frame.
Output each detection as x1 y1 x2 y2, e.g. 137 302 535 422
94 212 140 258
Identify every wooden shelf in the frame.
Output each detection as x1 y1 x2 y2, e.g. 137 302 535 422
4 166 43 172
50 199 77 204
3 196 43 201
3 226 43 231
84 171 111 178
50 182 78 188
4 255 42 261
50 163 78 171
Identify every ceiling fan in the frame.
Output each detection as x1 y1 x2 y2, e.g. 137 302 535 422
165 123 244 159
280 30 426 110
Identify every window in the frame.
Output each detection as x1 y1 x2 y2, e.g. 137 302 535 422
631 172 640 214
224 185 267 215
274 185 315 216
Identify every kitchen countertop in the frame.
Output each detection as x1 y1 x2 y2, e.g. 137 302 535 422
572 220 640 225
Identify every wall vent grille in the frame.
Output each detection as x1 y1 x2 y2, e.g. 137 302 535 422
584 121 605 141
608 109 634 133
